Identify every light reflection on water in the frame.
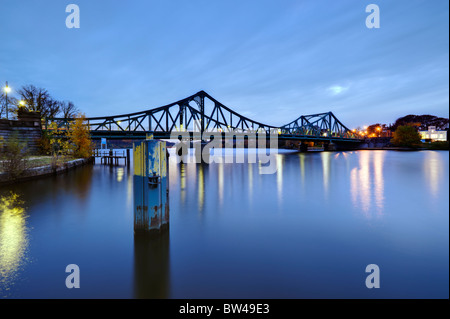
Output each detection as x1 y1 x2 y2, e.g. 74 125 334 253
373 151 385 216
0 193 29 297
321 151 330 197
276 154 283 204
0 149 448 298
424 151 443 200
350 151 386 219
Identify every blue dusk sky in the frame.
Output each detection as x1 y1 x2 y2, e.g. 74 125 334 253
0 0 448 129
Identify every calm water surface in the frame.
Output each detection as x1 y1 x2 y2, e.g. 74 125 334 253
0 150 448 298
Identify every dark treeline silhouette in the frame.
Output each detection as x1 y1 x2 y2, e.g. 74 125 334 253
1 84 79 119
365 114 449 134
391 114 449 131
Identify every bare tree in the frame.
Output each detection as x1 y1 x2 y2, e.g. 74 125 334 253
0 92 7 118
46 99 61 118
60 101 79 119
0 92 18 119
17 85 59 118
3 84 80 120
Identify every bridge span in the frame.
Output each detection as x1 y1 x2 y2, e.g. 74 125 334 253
47 91 362 146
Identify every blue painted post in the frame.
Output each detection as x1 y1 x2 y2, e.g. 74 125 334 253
133 140 169 235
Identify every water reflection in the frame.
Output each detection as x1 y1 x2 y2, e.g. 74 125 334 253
180 163 186 204
218 163 224 205
117 167 124 182
299 153 305 186
424 151 442 199
0 149 447 298
321 152 331 196
0 192 29 297
248 162 253 203
350 151 385 218
133 232 170 299
127 171 133 210
64 164 93 202
373 151 385 215
276 155 283 204
198 164 205 212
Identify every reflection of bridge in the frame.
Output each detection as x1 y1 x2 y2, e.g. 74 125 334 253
48 91 361 144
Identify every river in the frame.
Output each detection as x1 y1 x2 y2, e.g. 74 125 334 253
0 149 448 298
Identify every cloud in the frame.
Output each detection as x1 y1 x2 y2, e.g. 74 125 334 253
328 85 349 95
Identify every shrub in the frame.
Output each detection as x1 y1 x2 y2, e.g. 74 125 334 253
37 131 52 155
0 132 29 179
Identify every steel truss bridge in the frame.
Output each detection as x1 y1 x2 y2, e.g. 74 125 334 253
47 91 361 143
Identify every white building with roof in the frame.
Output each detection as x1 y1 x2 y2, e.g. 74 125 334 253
419 126 447 142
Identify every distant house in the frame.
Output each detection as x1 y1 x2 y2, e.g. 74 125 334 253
419 126 447 142
380 128 392 138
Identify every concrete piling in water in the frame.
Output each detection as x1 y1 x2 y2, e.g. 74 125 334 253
299 142 308 152
133 139 169 235
323 142 336 151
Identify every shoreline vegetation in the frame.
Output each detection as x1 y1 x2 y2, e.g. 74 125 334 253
0 156 94 186
1 110 94 186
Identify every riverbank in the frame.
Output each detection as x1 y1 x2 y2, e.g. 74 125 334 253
361 146 429 151
361 145 449 151
0 156 94 186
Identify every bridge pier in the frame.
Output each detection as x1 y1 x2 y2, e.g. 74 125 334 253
299 143 308 152
133 140 169 236
323 142 336 151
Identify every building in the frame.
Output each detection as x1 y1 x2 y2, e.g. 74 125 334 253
380 128 392 138
419 126 447 142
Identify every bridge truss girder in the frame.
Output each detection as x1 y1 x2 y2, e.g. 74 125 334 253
46 91 360 142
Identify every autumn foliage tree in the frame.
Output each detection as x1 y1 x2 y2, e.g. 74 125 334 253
67 114 93 158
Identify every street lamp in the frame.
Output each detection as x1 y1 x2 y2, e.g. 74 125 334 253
3 81 11 119
18 100 26 116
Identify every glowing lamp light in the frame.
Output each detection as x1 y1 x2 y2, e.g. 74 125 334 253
19 100 26 106
3 86 11 94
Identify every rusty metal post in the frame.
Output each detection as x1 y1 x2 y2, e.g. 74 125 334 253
133 140 169 235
